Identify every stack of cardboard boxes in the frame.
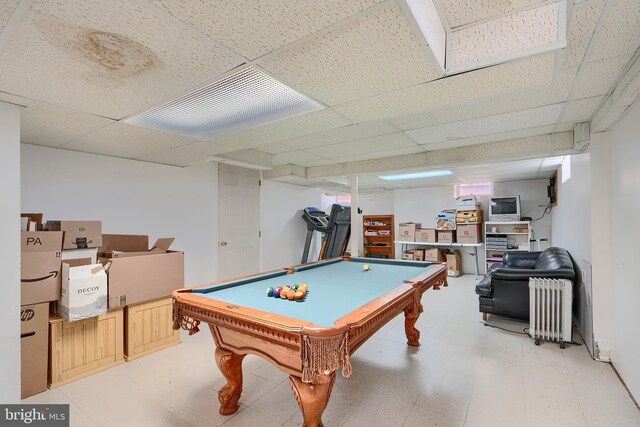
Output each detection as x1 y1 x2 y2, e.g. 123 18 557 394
19 215 184 397
397 196 485 277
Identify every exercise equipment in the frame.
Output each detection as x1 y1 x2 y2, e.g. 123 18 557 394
301 205 351 264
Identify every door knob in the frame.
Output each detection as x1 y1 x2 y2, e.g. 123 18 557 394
220 241 228 247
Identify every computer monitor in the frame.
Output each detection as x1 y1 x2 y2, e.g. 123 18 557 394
489 195 521 221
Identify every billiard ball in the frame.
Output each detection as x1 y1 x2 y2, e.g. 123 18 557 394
363 264 370 271
287 292 296 301
273 288 281 298
295 291 304 301
266 287 274 297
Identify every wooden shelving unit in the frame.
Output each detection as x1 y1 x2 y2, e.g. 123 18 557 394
363 215 394 259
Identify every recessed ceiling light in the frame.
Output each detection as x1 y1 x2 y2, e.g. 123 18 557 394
379 170 452 181
125 66 323 139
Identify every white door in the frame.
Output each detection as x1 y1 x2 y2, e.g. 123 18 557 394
218 163 260 280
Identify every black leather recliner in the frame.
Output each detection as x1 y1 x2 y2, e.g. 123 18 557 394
475 247 575 321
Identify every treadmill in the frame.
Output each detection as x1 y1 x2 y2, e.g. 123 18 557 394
301 204 351 264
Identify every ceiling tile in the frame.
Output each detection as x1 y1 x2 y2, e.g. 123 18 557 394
438 0 547 29
570 55 633 99
559 96 604 123
406 104 563 145
271 150 328 167
588 0 640 62
0 0 20 32
307 132 421 158
206 109 352 149
21 103 114 147
561 0 606 69
253 142 297 155
137 141 233 167
0 0 244 119
448 2 561 70
61 122 196 158
257 2 440 106
279 121 398 150
334 53 556 123
391 66 577 130
148 0 383 60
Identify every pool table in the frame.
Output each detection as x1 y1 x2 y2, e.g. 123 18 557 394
172 257 447 426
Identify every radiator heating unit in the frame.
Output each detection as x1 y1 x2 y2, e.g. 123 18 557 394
528 278 573 347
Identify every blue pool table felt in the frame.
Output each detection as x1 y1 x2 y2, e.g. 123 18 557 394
193 259 435 327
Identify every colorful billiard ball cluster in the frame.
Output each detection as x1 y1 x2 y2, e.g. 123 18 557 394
266 283 308 302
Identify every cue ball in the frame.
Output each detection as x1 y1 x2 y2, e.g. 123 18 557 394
363 264 370 271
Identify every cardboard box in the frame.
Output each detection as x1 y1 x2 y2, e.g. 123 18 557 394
21 231 63 305
423 248 445 262
456 223 483 244
436 210 457 230
124 298 181 361
61 248 98 266
415 228 436 243
455 209 484 223
446 250 462 277
402 251 415 260
100 234 185 309
49 309 124 388
456 195 480 211
413 249 425 261
58 263 108 322
20 303 49 398
437 230 456 243
398 223 421 242
45 221 102 250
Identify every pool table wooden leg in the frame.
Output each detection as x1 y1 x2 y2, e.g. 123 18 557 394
289 372 336 427
404 295 423 347
214 347 246 415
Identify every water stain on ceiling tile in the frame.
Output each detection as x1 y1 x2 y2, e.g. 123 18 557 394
32 11 162 85
74 30 160 77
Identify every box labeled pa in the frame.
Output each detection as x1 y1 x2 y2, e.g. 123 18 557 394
45 220 102 250
58 263 108 322
21 231 63 305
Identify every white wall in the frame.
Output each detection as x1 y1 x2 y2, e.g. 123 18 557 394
393 179 551 273
0 102 21 402
21 144 218 287
606 100 640 400
359 191 394 216
260 180 322 270
550 153 592 352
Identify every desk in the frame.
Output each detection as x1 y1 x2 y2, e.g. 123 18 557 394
172 257 446 426
395 241 484 275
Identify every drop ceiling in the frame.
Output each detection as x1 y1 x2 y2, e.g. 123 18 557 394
0 0 638 190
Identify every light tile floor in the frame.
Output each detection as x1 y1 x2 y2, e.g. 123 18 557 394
24 275 640 426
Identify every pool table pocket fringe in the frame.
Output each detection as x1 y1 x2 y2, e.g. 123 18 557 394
301 332 351 383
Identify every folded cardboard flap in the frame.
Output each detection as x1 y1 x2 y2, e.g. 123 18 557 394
100 235 175 258
100 234 149 256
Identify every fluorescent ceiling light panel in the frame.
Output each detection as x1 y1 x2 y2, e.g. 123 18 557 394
126 67 323 139
379 170 452 180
